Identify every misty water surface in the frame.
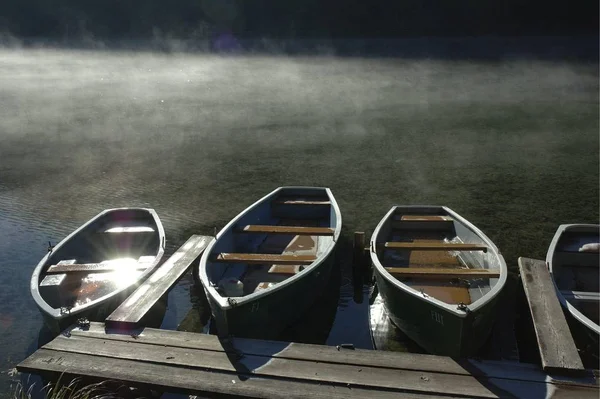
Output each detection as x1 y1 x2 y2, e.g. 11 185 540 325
0 41 598 394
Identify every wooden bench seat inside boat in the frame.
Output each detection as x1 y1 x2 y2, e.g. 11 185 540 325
408 282 473 304
254 282 274 293
398 215 454 221
101 226 155 233
268 265 303 274
385 267 500 278
384 242 488 252
47 262 151 273
214 253 316 265
560 290 600 302
238 225 334 236
273 197 331 206
391 215 454 231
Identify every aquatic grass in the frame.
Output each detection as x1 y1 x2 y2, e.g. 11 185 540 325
10 375 151 399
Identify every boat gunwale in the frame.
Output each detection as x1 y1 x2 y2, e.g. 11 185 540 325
30 207 166 321
198 186 342 311
546 223 600 335
369 205 508 317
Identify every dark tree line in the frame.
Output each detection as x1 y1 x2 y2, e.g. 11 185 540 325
1 0 597 40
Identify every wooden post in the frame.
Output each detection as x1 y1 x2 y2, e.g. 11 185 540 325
518 257 586 376
363 235 373 283
352 232 366 302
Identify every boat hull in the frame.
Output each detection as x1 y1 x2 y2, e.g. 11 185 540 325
39 288 168 335
374 269 500 357
199 186 342 340
563 311 600 368
31 208 166 335
547 224 600 369
370 205 507 358
207 249 336 339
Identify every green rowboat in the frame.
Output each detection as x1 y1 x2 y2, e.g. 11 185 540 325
197 186 342 339
369 206 507 357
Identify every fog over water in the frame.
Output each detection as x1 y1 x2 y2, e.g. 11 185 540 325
0 39 598 393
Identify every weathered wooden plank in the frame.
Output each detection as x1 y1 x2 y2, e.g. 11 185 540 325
560 290 600 302
42 334 499 398
549 384 600 399
47 263 150 274
273 200 331 206
18 349 460 399
518 257 585 376
384 242 487 252
105 235 212 328
239 225 334 236
30 323 598 398
400 216 453 221
214 253 316 264
267 265 298 274
67 323 475 375
102 226 154 233
63 323 600 390
385 267 500 278
484 377 600 399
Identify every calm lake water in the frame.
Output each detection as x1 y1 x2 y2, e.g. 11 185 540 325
0 38 598 396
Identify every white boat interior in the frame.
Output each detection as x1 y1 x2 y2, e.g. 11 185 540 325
38 209 162 310
550 226 600 328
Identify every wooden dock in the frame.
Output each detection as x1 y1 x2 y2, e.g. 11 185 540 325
16 234 600 398
17 322 599 399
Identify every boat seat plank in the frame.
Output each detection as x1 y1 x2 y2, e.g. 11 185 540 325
214 253 316 265
399 215 453 221
102 226 155 233
408 283 472 304
384 242 488 252
385 267 500 278
239 225 334 236
268 265 301 274
254 282 273 293
47 262 151 274
560 290 600 302
518 257 585 376
273 200 331 205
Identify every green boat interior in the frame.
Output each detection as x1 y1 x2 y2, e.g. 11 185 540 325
39 210 161 310
206 189 337 298
378 212 501 306
553 231 600 325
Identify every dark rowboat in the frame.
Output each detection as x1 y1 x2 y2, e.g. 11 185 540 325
369 206 507 357
198 186 342 339
547 224 599 366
